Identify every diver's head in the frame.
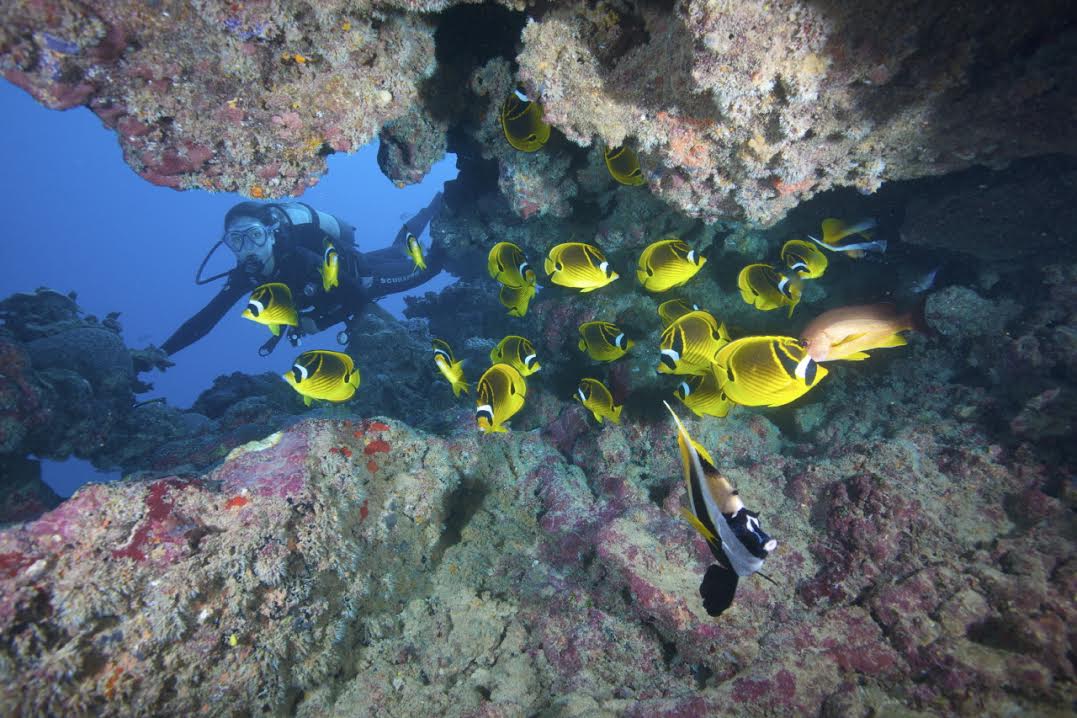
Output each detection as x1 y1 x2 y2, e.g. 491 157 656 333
223 202 281 276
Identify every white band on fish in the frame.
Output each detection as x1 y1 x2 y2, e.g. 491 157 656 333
794 355 812 381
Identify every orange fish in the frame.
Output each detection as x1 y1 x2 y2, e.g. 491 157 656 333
800 302 929 362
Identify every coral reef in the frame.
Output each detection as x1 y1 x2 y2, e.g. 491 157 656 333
7 0 1073 223
0 374 1072 715
516 0 1077 225
1 1 441 196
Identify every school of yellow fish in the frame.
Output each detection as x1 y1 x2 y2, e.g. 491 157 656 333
239 211 906 428
234 89 908 426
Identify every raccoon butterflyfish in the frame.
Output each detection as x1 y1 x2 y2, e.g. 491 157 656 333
578 321 634 362
500 89 551 153
636 238 707 293
488 241 536 288
498 282 535 317
779 239 828 279
604 145 645 186
490 335 541 377
476 363 527 433
657 299 702 326
808 218 886 258
321 240 339 292
737 264 802 317
800 301 929 362
405 232 426 271
673 366 733 418
714 336 827 407
242 282 298 336
574 378 623 424
658 310 730 376
545 242 619 292
283 350 360 406
664 401 777 617
432 339 468 397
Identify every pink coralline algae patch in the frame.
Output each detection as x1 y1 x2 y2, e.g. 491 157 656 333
0 552 34 580
111 478 198 562
213 429 311 500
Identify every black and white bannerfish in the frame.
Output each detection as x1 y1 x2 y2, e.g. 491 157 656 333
664 402 777 617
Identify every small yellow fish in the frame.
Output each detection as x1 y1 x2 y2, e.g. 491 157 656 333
545 242 618 292
500 89 551 153
658 310 730 375
575 378 623 424
242 282 298 336
714 336 827 407
283 350 360 406
321 240 339 292
498 282 535 317
488 241 536 288
604 145 645 186
432 339 468 397
673 366 733 418
490 335 541 376
476 363 527 433
780 239 828 279
578 321 633 362
657 299 701 326
636 238 706 292
737 264 802 317
405 232 426 271
809 218 886 258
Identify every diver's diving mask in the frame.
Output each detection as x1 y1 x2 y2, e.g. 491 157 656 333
223 217 280 275
224 220 274 253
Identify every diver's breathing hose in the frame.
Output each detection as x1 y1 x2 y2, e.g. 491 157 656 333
195 240 232 285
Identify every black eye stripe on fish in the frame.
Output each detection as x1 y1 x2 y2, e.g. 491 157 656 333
660 349 679 370
247 301 261 317
774 341 801 380
802 357 818 385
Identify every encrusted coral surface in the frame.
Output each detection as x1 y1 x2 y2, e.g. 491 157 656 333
0 370 1072 715
6 0 1074 225
1 1 440 196
517 0 1077 224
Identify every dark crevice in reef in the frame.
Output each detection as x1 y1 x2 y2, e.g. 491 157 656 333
430 476 490 567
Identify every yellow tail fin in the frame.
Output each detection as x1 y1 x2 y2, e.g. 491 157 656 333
680 507 717 543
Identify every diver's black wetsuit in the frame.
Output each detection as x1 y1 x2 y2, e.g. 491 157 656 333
162 193 444 356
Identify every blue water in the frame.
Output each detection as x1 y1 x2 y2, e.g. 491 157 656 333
0 80 456 495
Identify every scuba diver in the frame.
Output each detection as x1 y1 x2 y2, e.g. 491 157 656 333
162 193 445 357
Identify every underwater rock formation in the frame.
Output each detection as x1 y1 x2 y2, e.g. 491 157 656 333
1 1 441 196
6 0 1074 227
900 157 1077 261
0 389 1071 715
517 0 1077 225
